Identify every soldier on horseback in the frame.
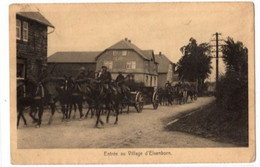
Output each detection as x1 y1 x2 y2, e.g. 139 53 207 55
115 72 130 100
97 66 112 94
116 72 124 83
75 66 88 93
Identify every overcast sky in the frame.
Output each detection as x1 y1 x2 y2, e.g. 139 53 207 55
18 3 253 81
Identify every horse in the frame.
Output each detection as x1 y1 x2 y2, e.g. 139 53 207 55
33 81 56 127
17 80 32 127
85 80 123 127
157 87 174 106
105 81 129 122
17 78 56 128
186 84 198 102
53 76 84 121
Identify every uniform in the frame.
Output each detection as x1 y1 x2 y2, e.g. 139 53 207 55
75 71 88 93
99 70 112 84
115 73 125 85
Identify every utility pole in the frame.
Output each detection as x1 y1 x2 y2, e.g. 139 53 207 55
211 32 223 84
215 32 219 83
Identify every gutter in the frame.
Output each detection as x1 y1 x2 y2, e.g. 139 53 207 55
48 26 55 35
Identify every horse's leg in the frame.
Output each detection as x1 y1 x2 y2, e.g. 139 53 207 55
95 106 101 127
48 103 55 125
17 109 21 128
36 101 43 128
127 104 129 114
91 108 94 118
21 110 27 126
68 103 72 119
61 104 66 121
72 103 77 119
74 103 77 117
114 105 119 125
29 105 38 123
85 107 90 118
66 103 70 119
78 102 83 120
106 106 111 123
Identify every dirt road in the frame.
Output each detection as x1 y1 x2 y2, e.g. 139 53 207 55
17 97 235 148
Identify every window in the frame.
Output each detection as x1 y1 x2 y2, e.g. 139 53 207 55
126 61 136 69
23 22 28 42
113 51 120 56
122 50 127 56
104 61 113 69
16 19 21 40
146 75 149 84
154 76 157 86
17 59 25 79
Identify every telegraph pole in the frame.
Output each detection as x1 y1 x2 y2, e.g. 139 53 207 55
211 32 223 84
215 32 219 83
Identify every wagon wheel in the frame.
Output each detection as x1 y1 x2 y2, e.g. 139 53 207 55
135 92 144 113
152 91 159 109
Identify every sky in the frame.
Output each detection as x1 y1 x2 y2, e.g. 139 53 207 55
16 3 253 81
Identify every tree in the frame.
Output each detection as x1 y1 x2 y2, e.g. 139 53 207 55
177 38 212 95
216 37 248 113
222 37 248 77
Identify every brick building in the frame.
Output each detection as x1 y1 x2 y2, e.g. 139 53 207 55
95 38 158 87
16 12 54 82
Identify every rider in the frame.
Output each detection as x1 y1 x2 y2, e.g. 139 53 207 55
115 72 125 85
75 67 88 92
97 66 112 93
165 80 171 88
115 72 130 99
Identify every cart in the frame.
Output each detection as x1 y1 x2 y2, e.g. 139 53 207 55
125 84 159 113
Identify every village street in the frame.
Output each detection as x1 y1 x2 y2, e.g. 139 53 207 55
17 97 235 149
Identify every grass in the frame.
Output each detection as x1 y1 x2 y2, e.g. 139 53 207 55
165 101 248 146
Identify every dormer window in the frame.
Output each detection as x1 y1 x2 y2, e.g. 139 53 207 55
16 19 21 40
23 22 28 42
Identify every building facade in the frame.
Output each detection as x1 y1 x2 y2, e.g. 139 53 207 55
16 12 54 82
95 38 158 87
47 51 99 78
155 52 175 87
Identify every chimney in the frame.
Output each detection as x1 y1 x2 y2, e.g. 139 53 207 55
159 51 162 57
128 40 131 43
125 37 128 41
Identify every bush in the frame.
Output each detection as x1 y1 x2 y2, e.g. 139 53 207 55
216 70 248 120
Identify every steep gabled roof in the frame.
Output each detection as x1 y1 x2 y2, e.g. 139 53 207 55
141 50 158 63
98 39 152 61
155 53 174 73
17 12 54 28
48 51 101 63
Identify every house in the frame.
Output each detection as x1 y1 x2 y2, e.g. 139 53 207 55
16 12 54 82
155 52 175 87
171 71 179 86
95 38 158 87
47 51 100 78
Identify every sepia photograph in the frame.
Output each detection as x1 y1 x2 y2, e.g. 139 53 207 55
10 2 255 164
